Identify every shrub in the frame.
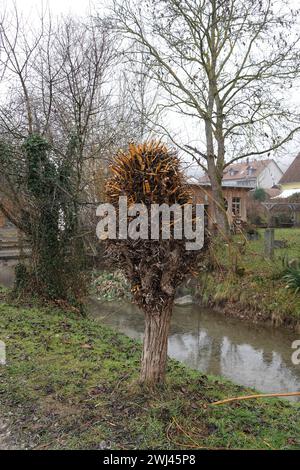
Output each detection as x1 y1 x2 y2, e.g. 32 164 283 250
253 188 267 202
283 268 300 294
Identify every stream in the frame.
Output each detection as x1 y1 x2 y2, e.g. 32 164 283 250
88 298 300 401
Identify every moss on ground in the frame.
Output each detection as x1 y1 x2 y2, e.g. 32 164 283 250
0 302 300 450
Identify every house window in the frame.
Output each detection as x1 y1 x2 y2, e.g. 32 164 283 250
232 197 241 215
223 198 228 211
247 166 255 176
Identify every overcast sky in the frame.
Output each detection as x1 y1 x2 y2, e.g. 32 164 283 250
1 0 299 174
4 0 94 17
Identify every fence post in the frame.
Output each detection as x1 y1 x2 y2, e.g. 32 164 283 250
264 228 274 259
0 340 6 365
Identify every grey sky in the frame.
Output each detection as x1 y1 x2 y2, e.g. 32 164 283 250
1 0 299 175
5 0 94 17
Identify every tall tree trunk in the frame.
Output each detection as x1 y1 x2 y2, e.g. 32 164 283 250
208 166 230 236
140 301 173 385
205 9 229 237
205 119 230 236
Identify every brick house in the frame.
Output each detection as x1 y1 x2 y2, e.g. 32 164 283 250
189 179 250 230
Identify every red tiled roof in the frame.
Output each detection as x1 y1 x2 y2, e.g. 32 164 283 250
279 153 300 184
199 159 273 183
264 188 282 198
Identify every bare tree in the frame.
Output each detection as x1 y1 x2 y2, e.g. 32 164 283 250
121 47 160 140
0 9 126 301
112 0 300 234
0 10 117 208
0 6 43 138
0 6 162 271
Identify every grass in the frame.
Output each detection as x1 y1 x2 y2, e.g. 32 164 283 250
0 301 300 450
200 228 300 326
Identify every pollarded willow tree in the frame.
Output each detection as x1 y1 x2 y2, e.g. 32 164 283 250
112 0 300 234
104 141 208 384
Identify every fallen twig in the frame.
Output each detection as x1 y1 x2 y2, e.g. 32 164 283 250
211 391 300 406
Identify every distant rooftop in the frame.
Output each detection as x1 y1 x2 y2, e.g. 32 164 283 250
186 176 251 190
198 159 274 184
279 153 300 184
272 188 300 199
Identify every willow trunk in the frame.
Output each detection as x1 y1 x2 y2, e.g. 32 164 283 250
140 302 173 385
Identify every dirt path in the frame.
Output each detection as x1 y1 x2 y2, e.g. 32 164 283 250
0 417 16 450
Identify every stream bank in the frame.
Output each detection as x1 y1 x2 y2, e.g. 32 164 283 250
88 298 300 401
90 267 300 333
1 257 300 332
1 301 300 450
197 272 300 333
196 228 300 333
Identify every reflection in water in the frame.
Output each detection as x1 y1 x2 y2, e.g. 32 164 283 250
88 299 300 401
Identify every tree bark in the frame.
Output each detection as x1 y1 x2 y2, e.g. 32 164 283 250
205 118 230 236
204 4 230 237
140 301 173 385
208 164 230 236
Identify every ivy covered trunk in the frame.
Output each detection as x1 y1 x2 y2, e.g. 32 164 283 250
140 301 173 384
11 134 87 307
